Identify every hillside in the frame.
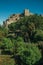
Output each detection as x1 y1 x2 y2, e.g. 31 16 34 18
0 14 43 65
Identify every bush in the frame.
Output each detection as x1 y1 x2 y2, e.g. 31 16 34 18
14 39 41 65
34 30 43 42
1 38 14 54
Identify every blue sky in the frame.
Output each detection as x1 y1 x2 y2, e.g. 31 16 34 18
0 0 43 24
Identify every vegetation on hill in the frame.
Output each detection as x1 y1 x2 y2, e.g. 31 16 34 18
0 14 43 65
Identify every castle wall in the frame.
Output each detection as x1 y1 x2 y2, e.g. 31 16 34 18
3 9 33 26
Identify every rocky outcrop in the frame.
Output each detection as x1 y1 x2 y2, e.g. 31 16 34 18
3 9 33 27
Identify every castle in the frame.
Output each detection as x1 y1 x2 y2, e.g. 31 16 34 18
3 9 33 26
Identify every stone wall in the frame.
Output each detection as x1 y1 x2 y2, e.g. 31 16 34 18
3 9 33 26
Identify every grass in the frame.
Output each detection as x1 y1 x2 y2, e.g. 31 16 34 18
0 55 14 65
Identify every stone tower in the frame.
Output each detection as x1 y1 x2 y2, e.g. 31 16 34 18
24 9 30 16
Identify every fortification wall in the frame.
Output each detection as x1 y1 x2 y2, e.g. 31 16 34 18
3 9 33 26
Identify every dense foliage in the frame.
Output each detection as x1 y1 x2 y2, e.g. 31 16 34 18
0 14 43 65
13 38 41 65
8 14 43 42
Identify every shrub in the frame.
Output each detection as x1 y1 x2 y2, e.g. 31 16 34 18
14 40 41 65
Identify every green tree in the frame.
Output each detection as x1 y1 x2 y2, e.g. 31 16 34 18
2 38 14 53
14 39 41 65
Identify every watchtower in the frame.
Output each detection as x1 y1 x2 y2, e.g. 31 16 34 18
24 9 30 16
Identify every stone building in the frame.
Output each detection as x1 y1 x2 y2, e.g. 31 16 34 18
24 9 33 16
3 9 33 26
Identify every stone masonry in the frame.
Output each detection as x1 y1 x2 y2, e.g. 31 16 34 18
3 9 33 26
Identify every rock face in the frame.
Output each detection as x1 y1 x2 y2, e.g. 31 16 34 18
3 9 33 26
